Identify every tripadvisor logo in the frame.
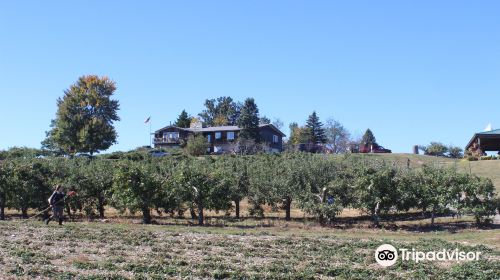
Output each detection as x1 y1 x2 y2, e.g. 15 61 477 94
375 244 482 267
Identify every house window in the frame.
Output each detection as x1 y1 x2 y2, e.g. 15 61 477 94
168 132 179 139
207 134 211 143
227 132 235 141
273 135 279 143
215 132 222 140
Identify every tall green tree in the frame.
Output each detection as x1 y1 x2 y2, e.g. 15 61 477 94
305 111 327 144
175 110 191 128
237 98 260 142
361 128 377 147
45 75 120 156
199 96 241 126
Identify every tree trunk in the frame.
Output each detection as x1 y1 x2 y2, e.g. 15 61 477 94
0 193 5 220
190 205 197 220
98 195 105 219
66 205 72 219
372 202 380 227
235 199 240 219
431 207 436 227
285 197 292 221
21 207 28 219
142 207 152 224
197 200 204 226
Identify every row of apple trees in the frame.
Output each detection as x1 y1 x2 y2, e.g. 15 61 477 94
0 153 498 226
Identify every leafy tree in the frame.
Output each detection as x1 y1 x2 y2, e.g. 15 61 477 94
1 147 44 159
175 110 191 128
45 75 120 156
272 118 284 130
458 176 498 225
250 154 310 221
325 118 351 153
199 96 240 126
184 134 208 156
424 142 448 157
9 159 53 218
289 124 312 145
65 159 114 219
305 111 327 144
361 129 377 147
354 164 398 226
216 156 249 219
172 158 231 225
111 160 171 224
448 146 463 158
259 116 271 125
297 156 344 224
237 98 260 142
0 162 13 220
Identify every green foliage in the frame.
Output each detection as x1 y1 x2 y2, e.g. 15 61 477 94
361 128 377 147
172 158 231 225
174 110 191 128
325 118 351 153
448 146 464 158
305 111 327 144
184 134 208 156
8 159 53 218
46 75 120 155
111 160 173 224
0 153 497 227
0 147 45 159
423 142 449 157
65 159 114 218
199 96 240 126
237 98 260 142
259 116 271 125
288 122 313 145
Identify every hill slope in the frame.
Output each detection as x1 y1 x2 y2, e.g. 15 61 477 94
344 153 500 192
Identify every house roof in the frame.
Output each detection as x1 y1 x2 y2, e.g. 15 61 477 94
154 123 286 137
475 128 500 135
465 128 500 151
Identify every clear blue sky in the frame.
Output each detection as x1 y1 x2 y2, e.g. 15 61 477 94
1 1 499 153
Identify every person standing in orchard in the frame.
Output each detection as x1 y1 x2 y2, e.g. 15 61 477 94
45 185 75 225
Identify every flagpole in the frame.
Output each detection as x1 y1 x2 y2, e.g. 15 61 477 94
149 119 152 148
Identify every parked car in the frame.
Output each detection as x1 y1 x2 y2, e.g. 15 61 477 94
149 150 170 157
359 144 391 153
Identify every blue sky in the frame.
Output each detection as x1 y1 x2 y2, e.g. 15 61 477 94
0 1 499 153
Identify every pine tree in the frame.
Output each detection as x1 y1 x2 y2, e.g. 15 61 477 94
175 110 191 128
361 129 377 147
237 98 260 142
305 111 327 144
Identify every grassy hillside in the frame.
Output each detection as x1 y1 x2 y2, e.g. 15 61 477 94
345 153 500 193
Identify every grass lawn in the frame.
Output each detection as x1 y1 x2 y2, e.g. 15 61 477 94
346 153 500 192
0 220 499 280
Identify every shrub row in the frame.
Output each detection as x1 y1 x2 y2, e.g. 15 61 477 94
0 153 498 226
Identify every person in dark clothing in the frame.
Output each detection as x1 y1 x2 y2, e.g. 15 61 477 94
45 185 66 225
